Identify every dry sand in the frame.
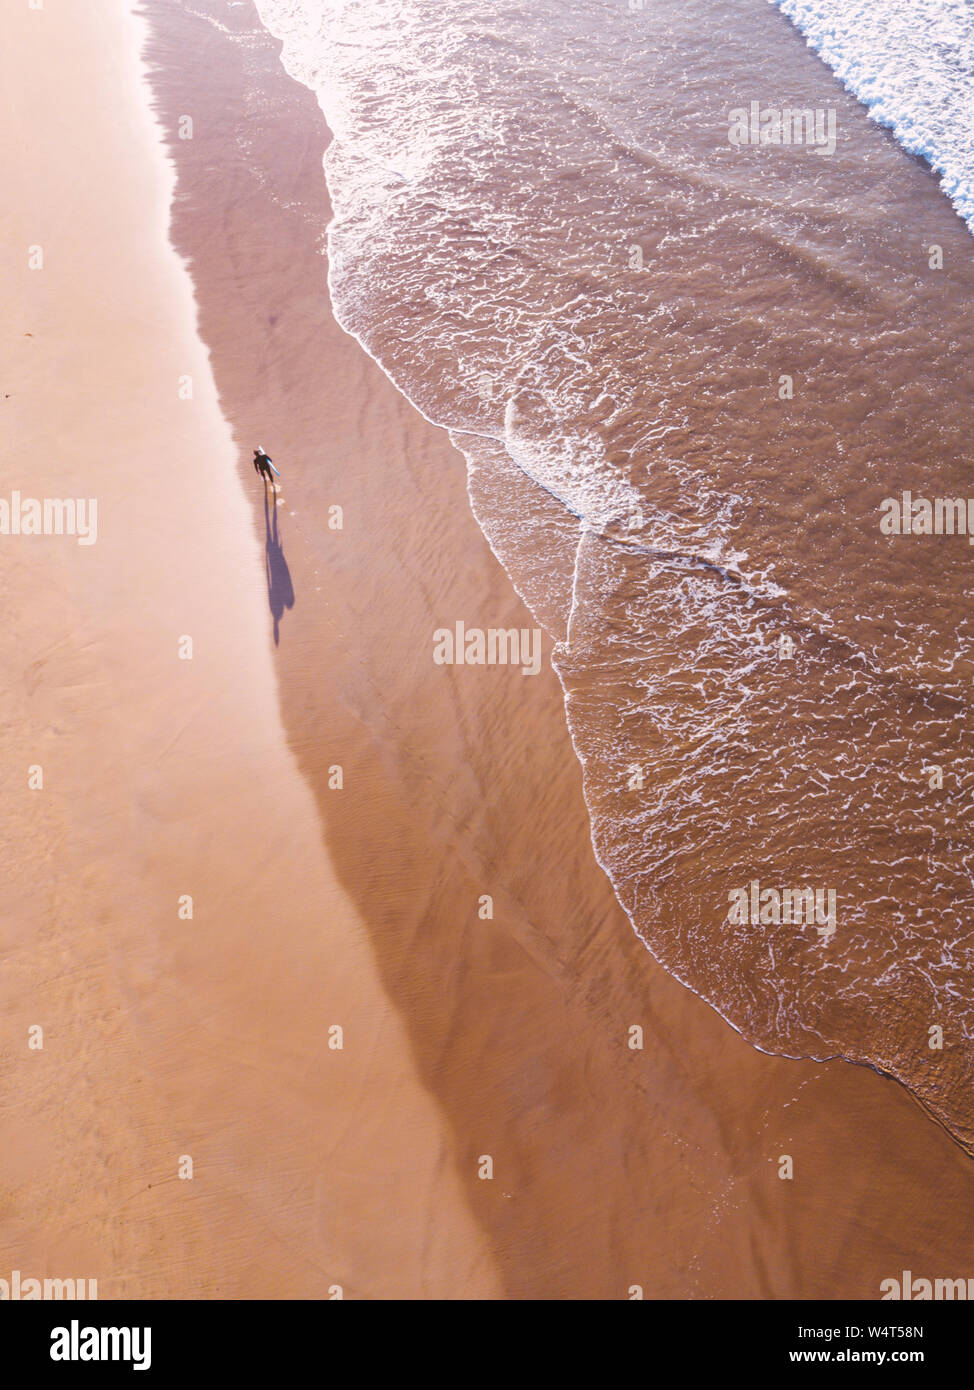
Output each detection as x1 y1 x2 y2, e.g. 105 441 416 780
1 0 973 1300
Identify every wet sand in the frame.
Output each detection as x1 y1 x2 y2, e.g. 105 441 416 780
1 0 973 1300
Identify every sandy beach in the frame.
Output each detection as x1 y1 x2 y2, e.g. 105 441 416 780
2 0 974 1300
0 0 495 1300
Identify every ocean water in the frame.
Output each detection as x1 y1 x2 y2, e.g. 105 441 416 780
770 0 974 231
252 0 974 1150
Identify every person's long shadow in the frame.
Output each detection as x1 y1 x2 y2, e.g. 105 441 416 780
263 482 295 645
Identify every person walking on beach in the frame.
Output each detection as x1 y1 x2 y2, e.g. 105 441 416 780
253 446 278 484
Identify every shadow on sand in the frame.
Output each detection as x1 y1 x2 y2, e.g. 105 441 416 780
264 482 294 645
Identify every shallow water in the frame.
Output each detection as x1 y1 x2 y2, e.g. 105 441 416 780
253 0 974 1150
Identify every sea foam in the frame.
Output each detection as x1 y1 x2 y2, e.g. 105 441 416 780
770 0 974 231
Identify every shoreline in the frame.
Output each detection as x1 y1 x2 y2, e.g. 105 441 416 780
2 0 973 1299
255 0 974 1157
248 0 974 1162
139 0 974 1298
